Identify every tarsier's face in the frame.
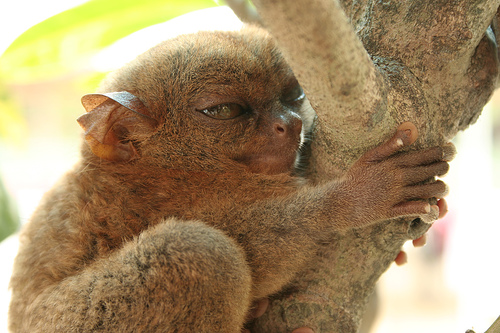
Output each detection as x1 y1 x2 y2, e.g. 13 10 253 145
188 71 312 175
96 27 315 175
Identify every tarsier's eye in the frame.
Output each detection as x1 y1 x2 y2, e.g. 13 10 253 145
282 84 305 104
199 103 247 120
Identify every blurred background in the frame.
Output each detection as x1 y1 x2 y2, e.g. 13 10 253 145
0 1 499 332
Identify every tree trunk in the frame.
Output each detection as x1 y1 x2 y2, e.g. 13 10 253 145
245 0 500 332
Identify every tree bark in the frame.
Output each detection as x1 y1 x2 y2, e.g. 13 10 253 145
244 0 500 332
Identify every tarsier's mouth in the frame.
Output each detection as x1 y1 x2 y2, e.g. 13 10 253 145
235 151 298 175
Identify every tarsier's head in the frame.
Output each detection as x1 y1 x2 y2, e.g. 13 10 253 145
77 26 315 175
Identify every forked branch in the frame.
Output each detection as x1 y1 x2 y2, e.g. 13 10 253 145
251 0 383 127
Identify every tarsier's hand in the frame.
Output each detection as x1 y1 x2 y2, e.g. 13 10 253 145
337 122 456 229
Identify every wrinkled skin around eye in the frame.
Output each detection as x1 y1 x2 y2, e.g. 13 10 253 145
200 103 247 120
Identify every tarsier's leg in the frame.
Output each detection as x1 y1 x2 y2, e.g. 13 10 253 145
22 219 252 333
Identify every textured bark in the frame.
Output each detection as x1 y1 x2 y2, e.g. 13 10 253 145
247 0 500 332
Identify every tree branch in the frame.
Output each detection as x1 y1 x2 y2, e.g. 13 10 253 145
485 315 500 333
341 0 500 143
240 0 500 332
251 0 384 132
223 0 263 26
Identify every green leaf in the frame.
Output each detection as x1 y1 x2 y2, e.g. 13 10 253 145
0 177 19 241
0 0 217 83
0 82 26 142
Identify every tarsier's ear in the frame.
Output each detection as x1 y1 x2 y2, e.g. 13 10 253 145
77 91 159 162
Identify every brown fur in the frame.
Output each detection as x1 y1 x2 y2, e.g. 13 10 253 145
9 26 454 332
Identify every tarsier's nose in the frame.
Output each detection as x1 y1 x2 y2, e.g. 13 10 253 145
273 111 302 137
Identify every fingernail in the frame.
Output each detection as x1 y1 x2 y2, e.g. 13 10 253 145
424 203 431 213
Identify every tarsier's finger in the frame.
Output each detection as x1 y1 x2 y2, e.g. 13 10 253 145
395 143 456 167
391 201 439 222
250 299 269 319
420 204 441 223
394 251 408 266
396 122 419 145
362 122 418 162
403 161 450 185
243 298 269 327
437 198 448 219
402 180 448 200
412 234 427 247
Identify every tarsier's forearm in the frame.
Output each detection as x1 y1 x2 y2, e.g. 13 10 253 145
216 123 455 299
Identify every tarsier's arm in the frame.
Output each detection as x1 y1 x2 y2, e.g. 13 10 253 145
215 123 454 298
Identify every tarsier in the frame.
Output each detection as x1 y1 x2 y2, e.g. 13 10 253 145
9 25 455 332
